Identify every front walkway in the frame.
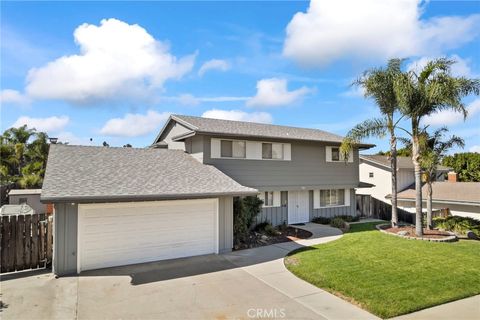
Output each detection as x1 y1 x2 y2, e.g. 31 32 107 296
223 223 380 320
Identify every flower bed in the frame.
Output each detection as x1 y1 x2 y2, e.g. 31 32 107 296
376 223 457 242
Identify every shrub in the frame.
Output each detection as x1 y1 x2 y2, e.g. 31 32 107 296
336 215 360 222
264 224 280 237
434 216 480 237
330 217 347 229
233 196 263 245
312 216 331 224
278 221 288 232
254 221 270 232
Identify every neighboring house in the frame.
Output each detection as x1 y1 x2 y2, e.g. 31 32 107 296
0 204 34 216
8 189 46 214
41 114 373 275
393 173 480 220
357 155 450 202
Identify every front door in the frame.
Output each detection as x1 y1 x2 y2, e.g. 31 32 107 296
288 190 310 224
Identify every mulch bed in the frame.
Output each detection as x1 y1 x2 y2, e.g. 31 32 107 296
234 226 312 250
383 226 452 239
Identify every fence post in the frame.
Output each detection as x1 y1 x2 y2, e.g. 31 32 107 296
24 214 32 269
1 216 9 273
16 215 25 271
31 214 39 268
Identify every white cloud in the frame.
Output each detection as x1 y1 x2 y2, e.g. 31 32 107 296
25 18 195 104
56 132 93 146
0 89 31 105
246 78 312 108
161 94 249 106
470 145 480 153
100 110 171 137
11 115 69 132
341 86 365 98
423 98 480 126
201 109 273 124
283 0 480 66
198 59 230 76
407 54 475 77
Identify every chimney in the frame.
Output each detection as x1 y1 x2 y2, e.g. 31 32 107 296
448 171 458 183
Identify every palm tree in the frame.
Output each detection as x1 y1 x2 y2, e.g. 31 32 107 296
341 59 406 227
394 58 480 236
419 128 464 229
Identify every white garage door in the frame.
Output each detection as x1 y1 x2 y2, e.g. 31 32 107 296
78 198 218 272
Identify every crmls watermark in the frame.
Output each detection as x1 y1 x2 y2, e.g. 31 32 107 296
247 308 286 319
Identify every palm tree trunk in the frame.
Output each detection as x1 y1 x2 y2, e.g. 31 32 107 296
390 133 398 227
426 181 433 230
412 130 424 237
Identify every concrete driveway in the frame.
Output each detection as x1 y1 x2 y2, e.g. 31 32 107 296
1 224 377 320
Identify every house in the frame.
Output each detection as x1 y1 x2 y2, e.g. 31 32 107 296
41 114 373 275
8 189 49 214
394 173 480 220
357 155 450 202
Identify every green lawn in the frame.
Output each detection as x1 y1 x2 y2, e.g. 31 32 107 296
285 222 480 318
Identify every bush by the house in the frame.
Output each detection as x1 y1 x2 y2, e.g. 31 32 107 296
330 217 350 232
312 216 331 224
253 221 270 232
264 224 280 237
434 216 480 237
233 196 263 245
312 215 359 225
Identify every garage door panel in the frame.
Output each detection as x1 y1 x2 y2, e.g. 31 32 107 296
79 199 218 272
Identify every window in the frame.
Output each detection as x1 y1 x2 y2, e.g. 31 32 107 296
331 147 340 161
19 197 28 204
369 172 374 178
320 189 345 207
262 143 283 160
220 140 245 158
264 191 274 206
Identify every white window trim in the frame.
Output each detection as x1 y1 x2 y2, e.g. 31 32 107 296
258 191 281 208
211 138 291 161
313 189 350 209
326 146 353 163
218 139 247 159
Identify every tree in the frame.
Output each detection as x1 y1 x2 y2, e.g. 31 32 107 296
394 58 480 236
442 153 480 182
341 59 405 227
376 147 412 157
419 128 464 229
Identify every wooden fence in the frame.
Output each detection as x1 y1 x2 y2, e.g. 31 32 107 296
356 195 415 223
0 213 53 273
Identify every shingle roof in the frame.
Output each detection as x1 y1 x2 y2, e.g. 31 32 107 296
41 145 257 202
161 114 374 147
360 155 451 171
395 182 480 205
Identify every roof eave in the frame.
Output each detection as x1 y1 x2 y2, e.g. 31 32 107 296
151 115 198 145
40 190 259 204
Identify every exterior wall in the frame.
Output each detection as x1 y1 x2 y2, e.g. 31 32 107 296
185 135 204 162
254 189 357 226
9 194 46 214
397 169 415 192
218 196 233 253
357 161 392 201
256 191 288 226
160 122 191 150
202 135 359 190
398 200 480 220
53 203 78 276
310 189 356 219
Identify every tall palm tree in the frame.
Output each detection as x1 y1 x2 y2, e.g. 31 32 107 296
341 59 406 227
394 58 479 236
419 128 464 229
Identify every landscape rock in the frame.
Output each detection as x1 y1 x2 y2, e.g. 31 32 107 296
466 230 478 240
398 231 409 236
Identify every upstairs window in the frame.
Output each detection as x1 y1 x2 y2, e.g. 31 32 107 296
262 143 283 160
369 172 374 178
331 147 340 161
221 140 246 158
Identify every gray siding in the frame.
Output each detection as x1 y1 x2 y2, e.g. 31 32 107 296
53 203 78 276
201 135 359 189
9 194 46 214
309 189 356 219
256 191 288 226
218 196 233 253
161 122 191 150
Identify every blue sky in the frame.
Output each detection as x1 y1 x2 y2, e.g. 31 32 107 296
1 0 479 153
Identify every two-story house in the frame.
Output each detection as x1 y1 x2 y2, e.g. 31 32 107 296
41 114 373 275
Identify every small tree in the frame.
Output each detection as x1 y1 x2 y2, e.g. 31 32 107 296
233 196 263 245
